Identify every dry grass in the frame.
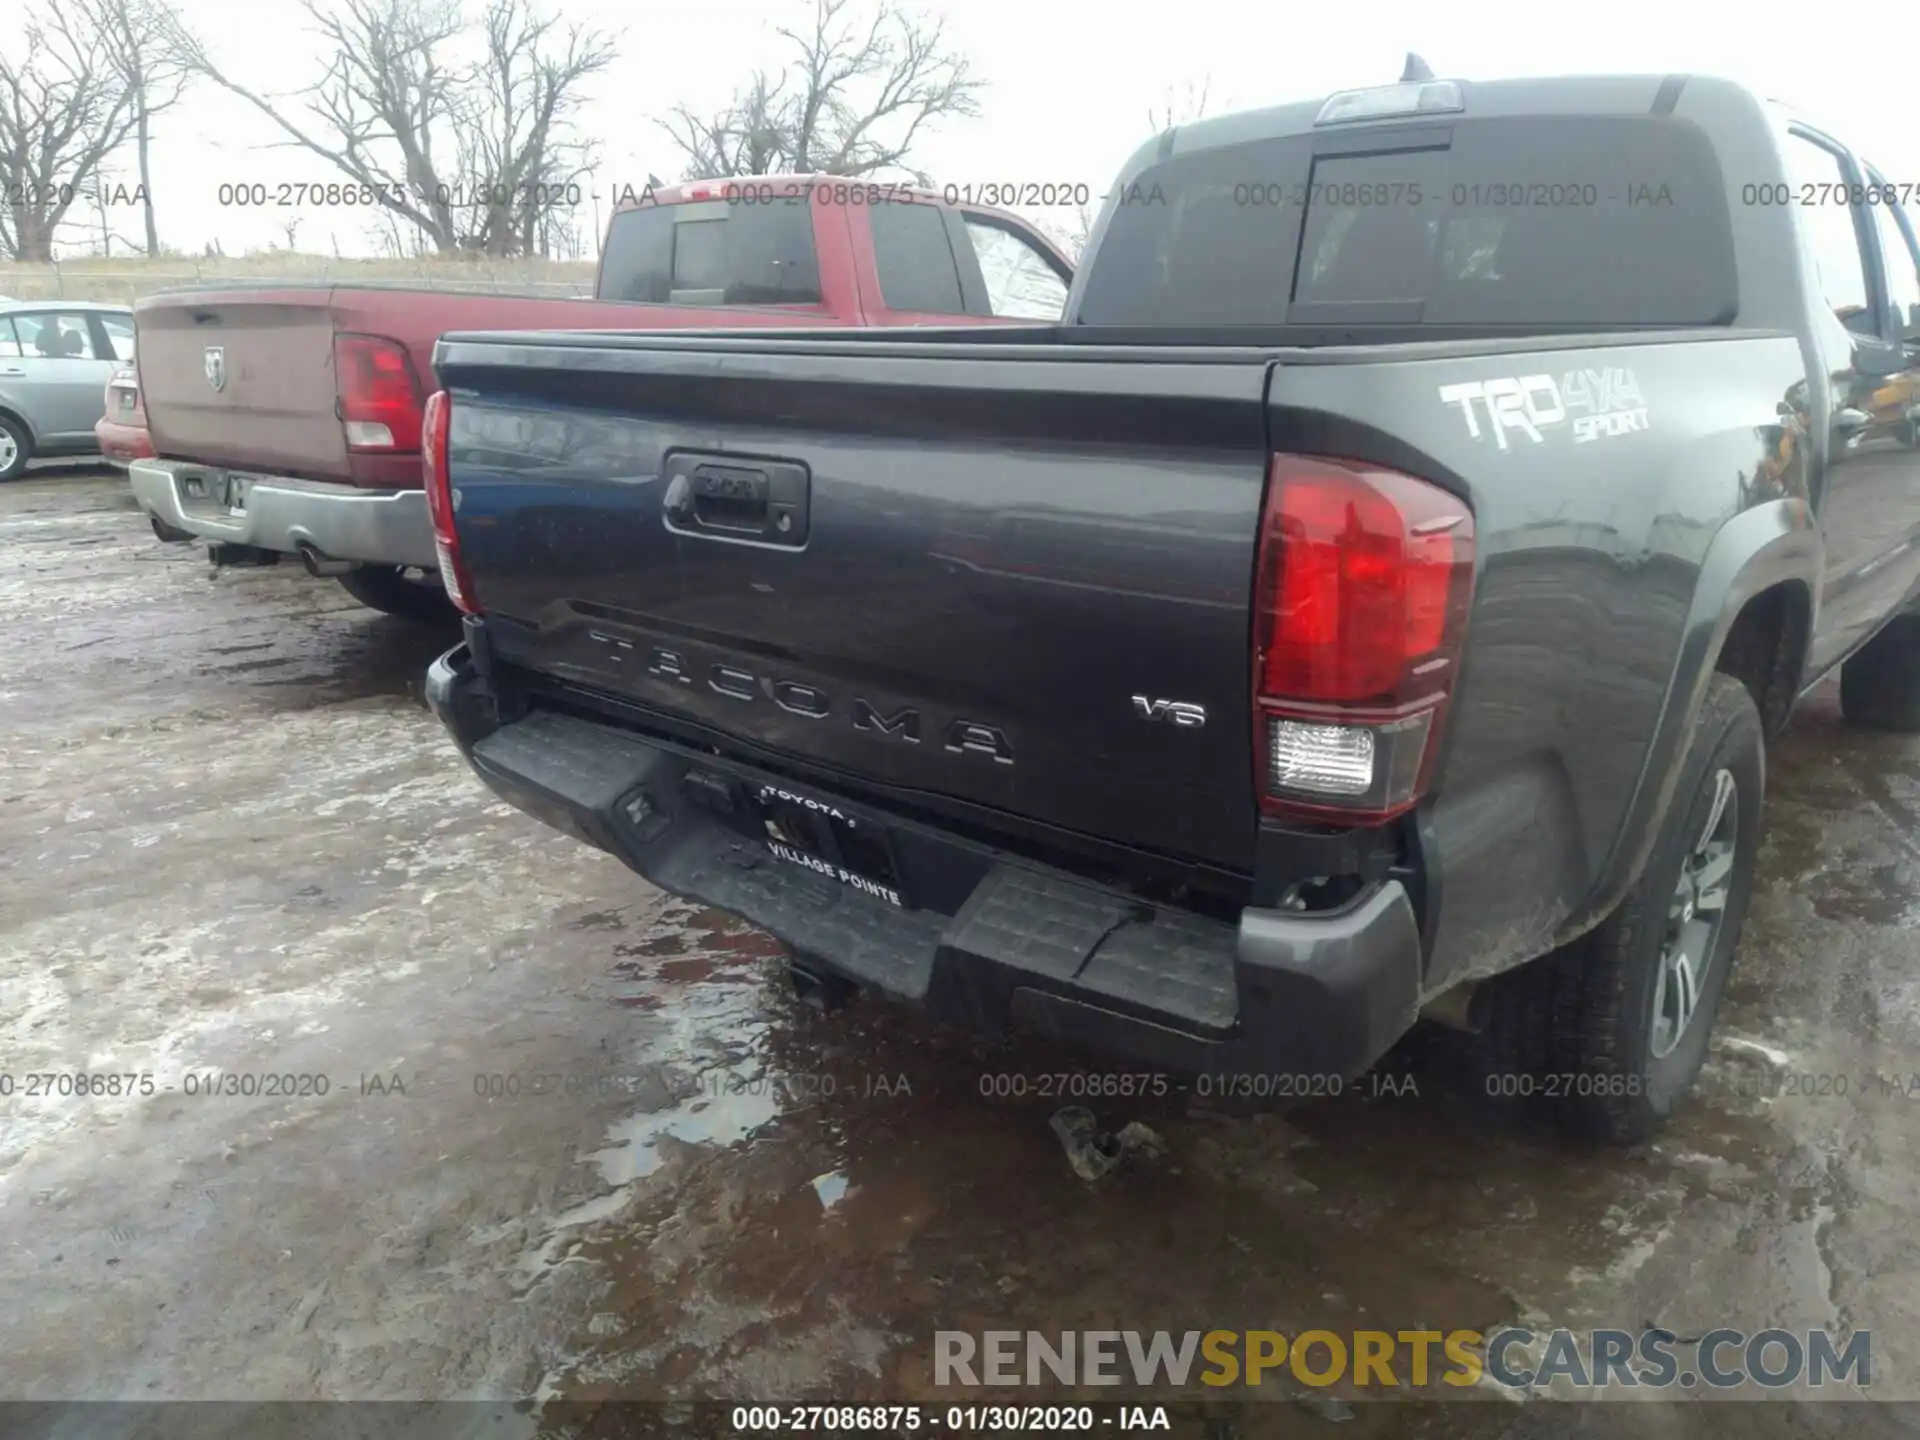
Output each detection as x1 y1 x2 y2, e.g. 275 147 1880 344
0 253 599 305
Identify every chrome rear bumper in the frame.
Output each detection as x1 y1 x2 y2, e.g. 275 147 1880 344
128 459 435 569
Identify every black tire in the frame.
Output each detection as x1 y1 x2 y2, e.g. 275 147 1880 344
0 413 32 481
1481 673 1764 1143
150 514 194 543
1839 614 1920 732
336 565 459 623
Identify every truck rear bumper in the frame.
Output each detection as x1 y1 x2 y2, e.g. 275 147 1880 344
128 459 435 568
428 643 1425 1080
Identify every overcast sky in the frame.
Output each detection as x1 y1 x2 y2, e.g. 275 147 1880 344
64 0 1920 261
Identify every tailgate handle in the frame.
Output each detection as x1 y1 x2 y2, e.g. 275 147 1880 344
662 452 810 548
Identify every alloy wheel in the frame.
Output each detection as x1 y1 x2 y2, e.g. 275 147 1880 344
1650 768 1738 1060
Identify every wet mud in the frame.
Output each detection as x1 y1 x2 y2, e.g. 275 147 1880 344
3 475 1918 1434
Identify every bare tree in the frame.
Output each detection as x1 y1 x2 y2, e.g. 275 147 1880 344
173 0 615 256
93 0 196 256
0 2 143 259
452 0 611 255
1146 77 1214 135
80 158 145 255
1055 201 1097 265
661 0 982 182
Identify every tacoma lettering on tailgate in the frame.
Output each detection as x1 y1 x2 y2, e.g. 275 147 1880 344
623 642 1016 764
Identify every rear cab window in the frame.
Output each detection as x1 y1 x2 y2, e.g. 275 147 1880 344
599 197 823 305
1076 113 1739 329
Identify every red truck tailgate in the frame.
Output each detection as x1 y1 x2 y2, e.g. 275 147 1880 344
137 290 352 479
134 284 861 486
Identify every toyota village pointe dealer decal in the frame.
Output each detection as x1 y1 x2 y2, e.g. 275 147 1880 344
1440 366 1650 449
766 840 905 907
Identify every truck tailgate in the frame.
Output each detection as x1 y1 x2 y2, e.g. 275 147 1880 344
437 335 1275 873
137 290 351 478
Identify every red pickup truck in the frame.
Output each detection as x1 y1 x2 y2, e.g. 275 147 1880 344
128 178 1073 618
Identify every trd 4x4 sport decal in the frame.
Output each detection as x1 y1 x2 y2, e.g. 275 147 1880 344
1440 367 1649 449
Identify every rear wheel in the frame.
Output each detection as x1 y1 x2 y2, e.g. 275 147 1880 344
0 414 31 481
1481 673 1763 1143
1839 614 1920 732
336 565 458 623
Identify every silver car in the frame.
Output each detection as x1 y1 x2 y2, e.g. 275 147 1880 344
0 300 136 481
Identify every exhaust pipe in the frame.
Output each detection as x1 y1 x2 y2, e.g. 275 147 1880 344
298 544 357 577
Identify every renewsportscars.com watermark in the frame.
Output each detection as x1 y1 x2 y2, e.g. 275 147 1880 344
934 1328 1872 1392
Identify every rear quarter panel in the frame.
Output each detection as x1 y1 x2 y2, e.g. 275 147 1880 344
1269 332 1810 991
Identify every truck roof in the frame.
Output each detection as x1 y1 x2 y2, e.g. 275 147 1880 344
1162 73 1754 158
1075 70 1817 337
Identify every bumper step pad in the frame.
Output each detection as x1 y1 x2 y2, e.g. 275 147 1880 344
470 710 1239 1036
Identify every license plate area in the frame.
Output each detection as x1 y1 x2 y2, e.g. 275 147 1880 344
183 472 252 514
749 782 910 909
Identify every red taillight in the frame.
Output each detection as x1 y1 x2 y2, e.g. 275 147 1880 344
335 333 424 452
1252 454 1475 825
421 389 479 615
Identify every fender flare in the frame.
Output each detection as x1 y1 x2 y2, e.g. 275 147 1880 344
1573 497 1820 934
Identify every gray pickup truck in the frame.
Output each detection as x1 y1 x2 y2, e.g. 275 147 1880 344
422 72 1920 1142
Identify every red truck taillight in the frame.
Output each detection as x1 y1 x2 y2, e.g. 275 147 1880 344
335 333 424 451
421 389 480 615
1252 454 1475 826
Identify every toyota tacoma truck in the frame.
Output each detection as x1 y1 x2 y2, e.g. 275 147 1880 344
421 74 1920 1141
125 179 1072 619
